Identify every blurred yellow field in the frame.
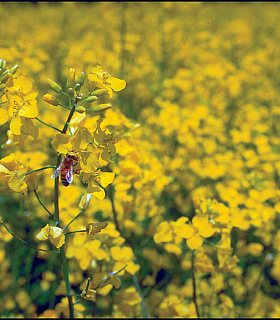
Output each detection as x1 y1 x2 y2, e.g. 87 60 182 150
0 2 280 318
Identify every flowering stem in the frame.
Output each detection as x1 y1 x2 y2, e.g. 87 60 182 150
53 98 78 318
34 190 54 219
35 117 63 133
191 251 200 318
0 221 59 254
66 122 73 137
63 209 84 231
24 166 56 176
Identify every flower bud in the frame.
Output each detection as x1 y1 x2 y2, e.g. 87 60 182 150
75 106 86 113
9 64 19 75
90 88 108 97
75 83 81 92
91 103 112 112
77 72 85 86
1 60 6 71
66 68 75 88
0 59 2 69
83 95 98 103
43 94 60 106
67 87 75 98
0 71 11 84
46 79 62 93
1 70 9 78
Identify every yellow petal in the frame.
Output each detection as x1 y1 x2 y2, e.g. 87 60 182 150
18 103 38 118
36 224 50 241
177 223 194 239
109 77 126 91
187 234 203 250
49 233 65 248
126 261 140 275
10 116 22 135
51 134 71 153
21 118 39 139
87 182 105 200
99 172 115 188
49 226 63 238
199 223 215 238
8 173 24 192
71 127 91 151
0 109 9 125
14 74 33 93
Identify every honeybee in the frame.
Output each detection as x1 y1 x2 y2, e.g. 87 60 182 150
51 153 80 187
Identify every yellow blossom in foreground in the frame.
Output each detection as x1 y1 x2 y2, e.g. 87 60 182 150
36 224 65 248
86 221 108 240
81 170 115 200
88 65 126 98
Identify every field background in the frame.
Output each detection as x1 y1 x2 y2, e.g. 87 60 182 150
1 2 280 318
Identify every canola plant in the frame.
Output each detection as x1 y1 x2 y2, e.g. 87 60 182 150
0 2 280 318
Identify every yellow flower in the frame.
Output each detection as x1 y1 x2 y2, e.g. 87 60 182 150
81 170 115 200
86 221 108 240
4 74 38 136
177 216 215 250
51 126 99 174
110 246 140 275
93 118 117 162
36 224 65 248
88 65 126 98
0 153 27 194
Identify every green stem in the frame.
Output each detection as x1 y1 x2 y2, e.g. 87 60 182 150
0 100 7 105
35 117 62 133
53 97 78 318
66 122 73 137
1 221 59 254
63 210 84 231
60 245 74 317
59 103 72 111
25 166 56 176
34 190 54 218
133 274 150 318
64 230 86 235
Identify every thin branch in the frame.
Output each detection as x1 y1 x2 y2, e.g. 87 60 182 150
34 117 62 133
63 210 84 231
0 221 59 254
59 103 72 111
64 230 87 235
25 166 56 176
34 190 54 218
133 274 150 318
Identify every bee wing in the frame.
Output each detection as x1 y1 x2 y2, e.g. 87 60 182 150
51 159 64 180
51 167 61 180
65 165 73 184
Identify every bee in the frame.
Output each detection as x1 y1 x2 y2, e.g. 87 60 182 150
51 153 80 187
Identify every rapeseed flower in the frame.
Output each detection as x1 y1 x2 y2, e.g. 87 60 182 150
88 65 126 98
36 224 65 248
